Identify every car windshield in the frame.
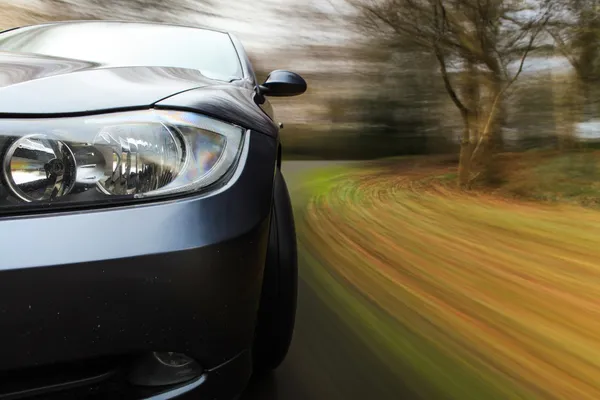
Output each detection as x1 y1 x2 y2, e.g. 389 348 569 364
0 22 243 82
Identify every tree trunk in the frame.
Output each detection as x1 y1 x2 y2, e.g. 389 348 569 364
458 140 474 188
487 75 506 152
466 74 505 187
481 77 505 185
457 63 479 188
458 112 475 189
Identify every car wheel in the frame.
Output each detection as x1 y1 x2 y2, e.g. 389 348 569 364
252 169 298 373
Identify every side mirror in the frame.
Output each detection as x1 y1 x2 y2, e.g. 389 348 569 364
259 70 307 97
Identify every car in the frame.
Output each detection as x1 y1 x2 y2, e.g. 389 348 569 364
0 20 306 399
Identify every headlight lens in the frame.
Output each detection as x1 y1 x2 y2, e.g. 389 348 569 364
0 110 244 211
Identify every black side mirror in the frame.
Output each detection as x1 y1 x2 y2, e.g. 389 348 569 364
259 70 307 97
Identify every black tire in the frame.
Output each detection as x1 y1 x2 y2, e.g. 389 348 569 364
252 169 298 373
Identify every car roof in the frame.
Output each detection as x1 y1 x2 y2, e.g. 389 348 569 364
7 20 231 36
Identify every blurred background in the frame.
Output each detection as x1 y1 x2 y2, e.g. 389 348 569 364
4 1 600 399
4 0 596 162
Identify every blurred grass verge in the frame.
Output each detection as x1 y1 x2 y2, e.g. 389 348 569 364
294 152 600 400
293 167 530 400
496 151 600 206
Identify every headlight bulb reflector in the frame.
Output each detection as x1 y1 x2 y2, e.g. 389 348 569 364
92 123 185 196
3 134 76 202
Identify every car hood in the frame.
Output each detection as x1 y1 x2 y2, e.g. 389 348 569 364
0 51 223 115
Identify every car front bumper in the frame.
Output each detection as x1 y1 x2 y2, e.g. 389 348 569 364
0 131 278 399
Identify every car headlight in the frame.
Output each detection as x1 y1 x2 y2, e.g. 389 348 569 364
0 110 245 211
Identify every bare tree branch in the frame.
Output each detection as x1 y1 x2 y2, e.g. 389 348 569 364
545 27 581 71
470 9 553 164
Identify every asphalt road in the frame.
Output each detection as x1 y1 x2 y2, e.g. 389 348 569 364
240 161 411 400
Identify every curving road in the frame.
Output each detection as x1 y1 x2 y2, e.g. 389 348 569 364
240 161 412 400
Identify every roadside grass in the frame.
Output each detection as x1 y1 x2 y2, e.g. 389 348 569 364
295 154 600 400
496 151 600 206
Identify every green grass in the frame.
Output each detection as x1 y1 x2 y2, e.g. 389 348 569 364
499 152 600 206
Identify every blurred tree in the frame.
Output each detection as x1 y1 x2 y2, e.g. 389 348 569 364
548 1 600 87
510 75 560 150
0 2 71 30
42 0 217 22
351 43 444 157
546 1 600 149
346 0 554 187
